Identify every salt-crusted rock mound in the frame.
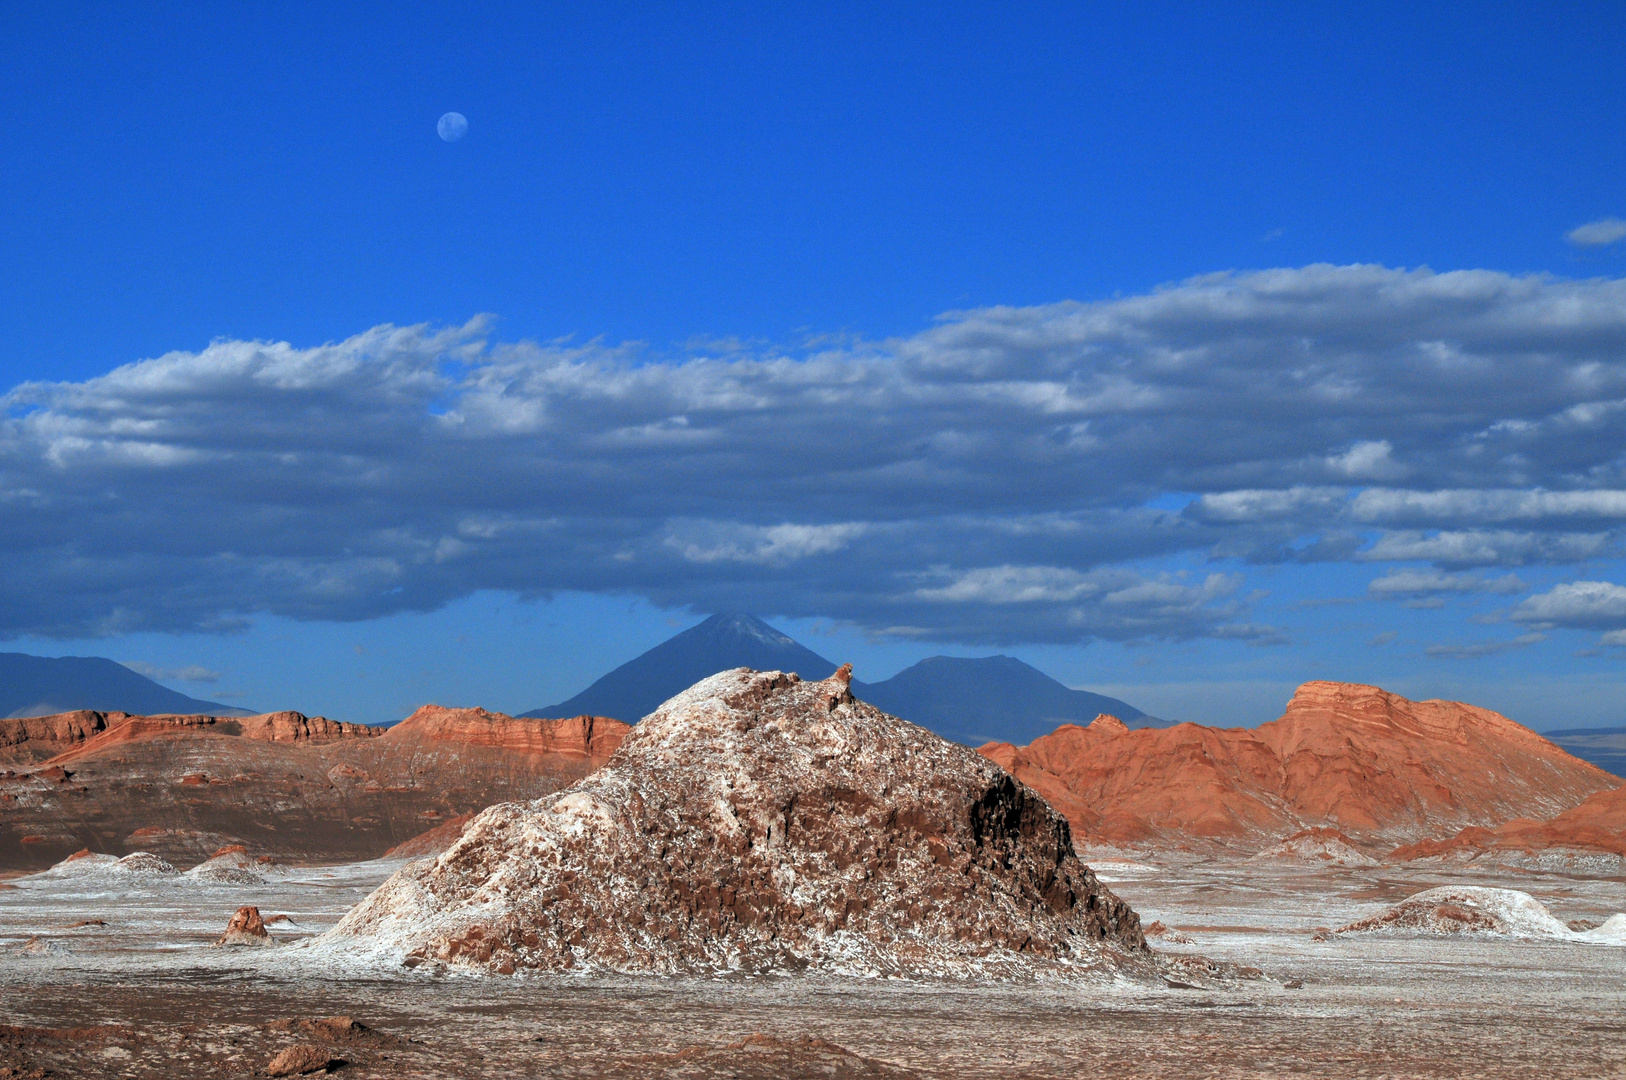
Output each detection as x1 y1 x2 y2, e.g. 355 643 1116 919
980 682 1616 851
0 705 627 870
1391 783 1626 875
326 667 1145 977
1337 886 1626 944
29 849 177 880
183 844 284 884
17 935 72 957
1250 827 1380 867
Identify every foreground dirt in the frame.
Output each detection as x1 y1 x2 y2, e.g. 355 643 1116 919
4 950 1624 1079
3 852 1624 1078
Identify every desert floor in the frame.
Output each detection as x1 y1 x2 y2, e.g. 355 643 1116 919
1 853 1623 1078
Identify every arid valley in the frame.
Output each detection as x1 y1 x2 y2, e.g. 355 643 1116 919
4 666 1624 1078
10 11 1626 1077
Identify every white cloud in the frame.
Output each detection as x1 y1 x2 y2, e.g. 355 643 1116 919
1351 489 1626 524
663 522 867 565
907 566 1263 640
914 565 1101 604
1368 570 1524 597
1512 580 1626 629
1425 632 1546 659
1189 487 1346 523
1357 529 1610 567
5 264 1626 645
121 661 221 684
1567 218 1626 248
1326 440 1407 480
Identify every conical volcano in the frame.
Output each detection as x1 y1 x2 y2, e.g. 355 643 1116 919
522 614 839 721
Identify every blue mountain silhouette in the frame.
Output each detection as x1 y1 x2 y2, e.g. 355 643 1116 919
522 613 1164 745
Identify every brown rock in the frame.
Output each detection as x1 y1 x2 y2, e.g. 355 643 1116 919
266 1017 369 1040
214 905 274 947
0 710 124 766
980 681 1616 850
386 705 626 758
328 667 1146 977
266 1045 345 1076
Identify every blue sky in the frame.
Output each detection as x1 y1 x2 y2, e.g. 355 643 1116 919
4 3 1626 729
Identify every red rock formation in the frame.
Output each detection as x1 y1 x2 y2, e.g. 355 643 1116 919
387 706 624 758
266 1044 345 1076
980 681 1618 851
215 905 273 947
1392 783 1626 864
43 711 380 766
0 705 629 870
327 667 1145 977
0 710 125 766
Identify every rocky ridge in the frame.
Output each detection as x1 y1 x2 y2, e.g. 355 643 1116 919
0 705 628 869
1 710 377 768
980 681 1617 851
325 666 1146 977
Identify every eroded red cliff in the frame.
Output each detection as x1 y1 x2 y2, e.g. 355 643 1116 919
979 681 1618 851
0 705 628 869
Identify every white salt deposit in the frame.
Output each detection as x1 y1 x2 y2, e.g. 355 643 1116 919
1340 885 1626 944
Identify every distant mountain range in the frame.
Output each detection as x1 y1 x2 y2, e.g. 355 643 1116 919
523 613 1166 745
0 652 251 720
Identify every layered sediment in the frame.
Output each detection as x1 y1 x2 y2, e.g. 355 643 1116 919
0 706 628 869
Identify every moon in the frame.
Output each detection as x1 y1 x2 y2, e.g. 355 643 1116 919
437 112 468 142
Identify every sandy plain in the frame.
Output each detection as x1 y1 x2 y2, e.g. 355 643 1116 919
2 852 1623 1078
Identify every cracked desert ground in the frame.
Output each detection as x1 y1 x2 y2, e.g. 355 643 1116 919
4 852 1623 1079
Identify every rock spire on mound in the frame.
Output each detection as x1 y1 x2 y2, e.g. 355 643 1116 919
326 666 1145 977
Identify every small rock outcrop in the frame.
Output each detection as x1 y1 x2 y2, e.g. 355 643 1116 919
327 667 1145 977
215 905 274 947
17 936 71 957
1251 827 1381 867
184 844 279 884
266 1045 346 1076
